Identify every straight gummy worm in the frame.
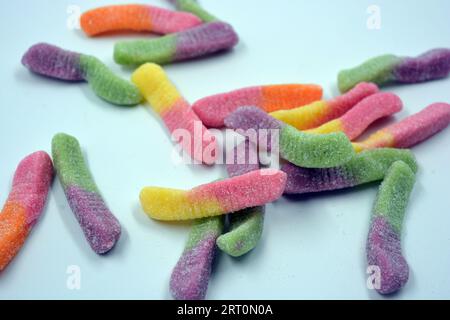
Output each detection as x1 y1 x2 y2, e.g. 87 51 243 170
192 84 323 128
80 4 202 37
114 22 239 66
367 161 416 294
21 43 142 106
353 103 450 152
52 133 121 254
139 169 286 221
338 48 450 93
132 63 217 165
0 151 53 271
270 82 379 131
281 148 417 195
168 0 219 22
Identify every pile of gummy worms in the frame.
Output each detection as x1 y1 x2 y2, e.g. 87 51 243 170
2 0 450 299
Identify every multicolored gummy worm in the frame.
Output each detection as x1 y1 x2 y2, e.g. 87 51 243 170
52 133 121 255
192 84 323 128
114 21 239 66
225 106 356 168
80 4 202 37
167 0 219 22
0 151 53 271
338 48 450 93
305 92 403 140
21 43 142 106
139 169 286 221
353 102 450 152
270 82 379 131
281 148 417 195
132 63 217 165
217 140 265 257
367 161 415 295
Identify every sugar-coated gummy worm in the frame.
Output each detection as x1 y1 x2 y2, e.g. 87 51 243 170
168 0 219 22
132 63 217 165
281 148 417 194
305 92 403 140
170 216 224 300
139 169 286 221
21 43 142 106
367 161 415 294
338 48 450 93
0 151 53 271
270 82 379 131
80 4 202 37
192 84 323 128
217 140 264 257
52 133 121 254
225 106 356 168
114 22 239 66
353 103 450 152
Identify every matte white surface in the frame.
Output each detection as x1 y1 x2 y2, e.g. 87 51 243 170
0 0 449 299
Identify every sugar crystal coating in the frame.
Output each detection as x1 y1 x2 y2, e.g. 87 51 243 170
168 0 219 22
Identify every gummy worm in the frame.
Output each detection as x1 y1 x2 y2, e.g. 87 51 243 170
305 92 403 140
270 82 379 131
353 103 450 152
168 0 219 22
225 106 356 168
139 169 286 221
281 148 417 195
367 161 415 294
80 4 202 37
22 43 142 106
338 48 450 93
114 21 239 66
132 63 217 165
52 133 121 254
192 83 323 128
0 151 53 271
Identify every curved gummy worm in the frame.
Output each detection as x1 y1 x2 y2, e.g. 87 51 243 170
217 140 264 257
132 63 217 165
338 48 450 93
353 103 450 152
305 92 403 140
139 169 286 221
225 106 356 168
21 43 142 106
192 84 323 128
114 21 239 66
367 161 415 294
52 133 121 254
0 151 53 271
168 0 219 22
281 148 417 194
80 4 202 37
270 82 379 131
170 216 224 300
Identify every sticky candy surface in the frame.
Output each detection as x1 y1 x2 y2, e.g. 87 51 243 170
0 151 53 271
367 161 415 294
168 0 219 22
140 169 286 221
271 82 378 130
170 216 224 300
192 84 323 128
338 48 450 92
52 133 121 254
81 4 202 36
306 92 403 140
132 63 217 165
354 103 450 152
114 22 239 66
282 148 417 194
22 43 142 106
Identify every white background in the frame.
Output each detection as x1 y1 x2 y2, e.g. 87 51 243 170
0 0 449 299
